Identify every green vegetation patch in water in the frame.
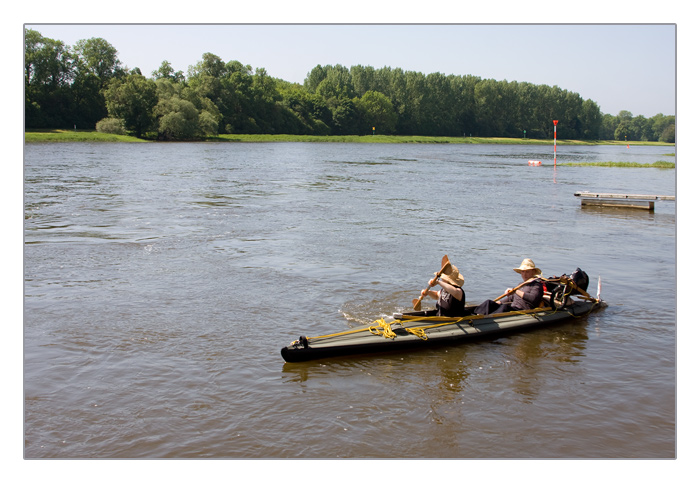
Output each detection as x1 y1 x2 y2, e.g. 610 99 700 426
563 160 675 169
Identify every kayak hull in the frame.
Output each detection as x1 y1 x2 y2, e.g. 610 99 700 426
281 300 605 363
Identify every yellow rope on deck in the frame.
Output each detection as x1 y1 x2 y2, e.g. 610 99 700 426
405 327 428 340
307 317 398 341
305 306 555 343
368 318 397 339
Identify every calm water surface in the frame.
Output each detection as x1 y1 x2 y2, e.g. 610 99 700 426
24 142 676 458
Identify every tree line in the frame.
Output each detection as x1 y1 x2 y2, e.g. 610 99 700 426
25 29 675 142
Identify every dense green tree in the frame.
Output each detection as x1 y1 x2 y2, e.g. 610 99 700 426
631 115 653 141
71 72 108 128
599 113 617 140
103 73 158 137
329 97 360 134
70 37 125 128
25 29 674 142
198 110 220 137
156 96 199 140
618 110 634 122
395 70 425 135
580 99 602 139
315 64 355 100
217 65 255 133
356 90 398 134
25 29 74 88
304 64 328 93
152 60 185 83
614 120 632 141
651 113 675 141
419 73 455 136
24 29 44 83
451 75 479 137
309 95 333 133
474 79 502 136
152 77 223 139
73 37 123 85
25 29 75 127
188 52 226 78
278 83 324 134
660 123 675 143
350 65 376 98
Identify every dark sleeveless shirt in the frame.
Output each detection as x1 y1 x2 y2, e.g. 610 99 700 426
436 287 466 316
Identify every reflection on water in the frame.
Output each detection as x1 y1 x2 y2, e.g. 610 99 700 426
24 142 675 458
579 203 675 222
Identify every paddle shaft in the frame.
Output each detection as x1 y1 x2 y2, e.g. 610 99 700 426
413 256 451 310
493 277 539 302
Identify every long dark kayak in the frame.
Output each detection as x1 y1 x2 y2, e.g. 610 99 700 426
281 298 606 363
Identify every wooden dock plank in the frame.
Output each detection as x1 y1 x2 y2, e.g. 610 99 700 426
574 191 675 201
574 192 675 211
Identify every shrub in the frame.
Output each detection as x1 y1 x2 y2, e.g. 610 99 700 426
311 119 331 135
96 117 126 135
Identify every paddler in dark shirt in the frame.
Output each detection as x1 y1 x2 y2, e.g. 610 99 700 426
474 258 544 315
499 258 544 310
421 263 466 317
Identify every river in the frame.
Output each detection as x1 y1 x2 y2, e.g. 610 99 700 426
24 141 676 461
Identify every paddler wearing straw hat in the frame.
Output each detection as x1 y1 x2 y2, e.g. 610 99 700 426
505 258 544 309
474 258 545 315
420 262 466 317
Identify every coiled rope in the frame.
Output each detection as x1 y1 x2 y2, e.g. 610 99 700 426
368 318 397 339
405 327 428 340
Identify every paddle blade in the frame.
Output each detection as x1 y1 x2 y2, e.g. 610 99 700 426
412 255 449 311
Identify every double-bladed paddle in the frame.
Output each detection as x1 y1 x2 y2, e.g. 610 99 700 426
412 255 451 310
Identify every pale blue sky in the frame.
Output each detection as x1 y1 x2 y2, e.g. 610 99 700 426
27 23 676 118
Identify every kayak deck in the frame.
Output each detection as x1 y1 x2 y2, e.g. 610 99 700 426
281 299 605 363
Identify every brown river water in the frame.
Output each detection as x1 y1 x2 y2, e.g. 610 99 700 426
23 142 677 464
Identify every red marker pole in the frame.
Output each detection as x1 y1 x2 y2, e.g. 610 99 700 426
553 120 558 167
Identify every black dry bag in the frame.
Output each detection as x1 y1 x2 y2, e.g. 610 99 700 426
570 268 589 291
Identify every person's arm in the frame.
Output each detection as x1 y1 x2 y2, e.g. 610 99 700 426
518 281 544 306
504 277 540 301
435 279 463 301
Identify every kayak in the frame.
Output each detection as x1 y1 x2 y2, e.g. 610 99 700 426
281 274 605 363
281 298 605 363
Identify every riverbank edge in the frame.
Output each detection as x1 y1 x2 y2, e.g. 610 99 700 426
24 130 675 147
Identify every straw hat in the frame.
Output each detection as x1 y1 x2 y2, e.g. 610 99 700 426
439 264 465 287
513 258 542 275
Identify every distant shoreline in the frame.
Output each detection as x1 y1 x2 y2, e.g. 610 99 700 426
24 130 675 147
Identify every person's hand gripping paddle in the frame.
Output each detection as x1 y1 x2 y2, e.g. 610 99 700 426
412 255 451 311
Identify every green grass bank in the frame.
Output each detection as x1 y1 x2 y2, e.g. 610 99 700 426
25 130 148 143
25 129 675 147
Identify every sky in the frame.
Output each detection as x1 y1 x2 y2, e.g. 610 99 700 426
25 23 677 118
